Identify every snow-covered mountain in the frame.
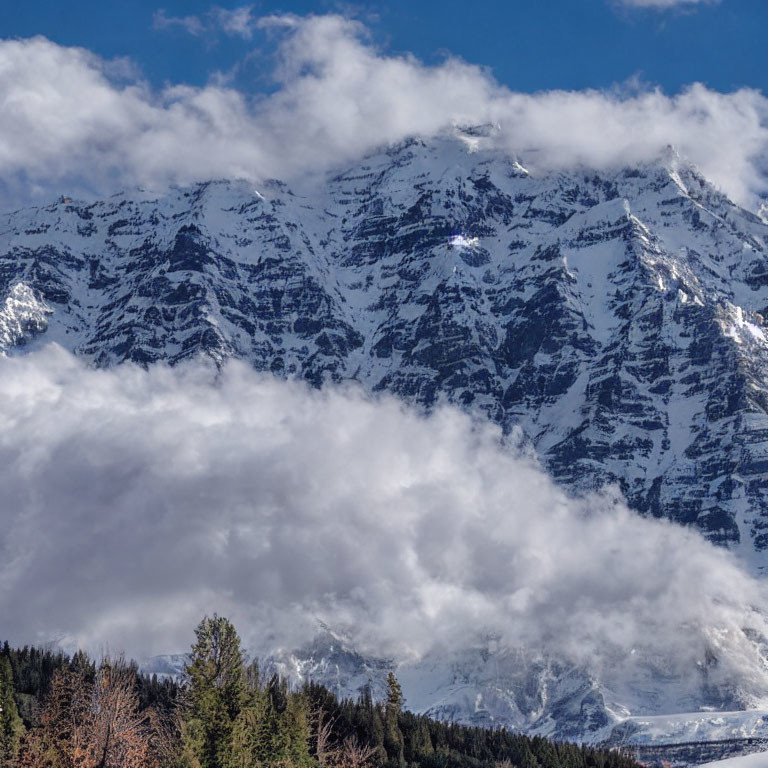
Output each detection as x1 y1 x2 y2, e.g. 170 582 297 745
8 128 768 749
3 130 768 564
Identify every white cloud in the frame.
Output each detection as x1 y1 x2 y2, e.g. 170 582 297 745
1 345 768 708
0 14 765 209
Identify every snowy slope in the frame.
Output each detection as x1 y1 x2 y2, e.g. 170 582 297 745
700 754 768 767
259 627 768 746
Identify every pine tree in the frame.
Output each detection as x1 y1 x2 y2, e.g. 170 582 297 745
406 716 433 761
384 672 404 768
226 665 267 768
0 656 23 767
227 705 264 768
365 701 385 764
284 691 314 768
385 673 402 713
252 674 292 765
183 615 246 768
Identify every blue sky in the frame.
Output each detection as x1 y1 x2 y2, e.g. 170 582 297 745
2 0 766 96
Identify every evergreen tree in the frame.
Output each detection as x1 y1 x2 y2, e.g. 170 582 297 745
384 672 405 768
226 668 268 768
227 705 264 768
0 656 22 767
252 675 293 766
283 690 314 768
183 615 246 768
385 672 402 712
405 716 433 762
228 672 315 768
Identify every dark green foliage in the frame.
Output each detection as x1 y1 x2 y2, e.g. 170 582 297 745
1 641 71 727
184 615 247 768
180 616 318 768
0 655 23 766
137 671 181 713
260 676 314 768
384 672 405 768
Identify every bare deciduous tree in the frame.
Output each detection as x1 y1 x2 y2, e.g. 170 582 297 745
312 708 339 768
37 667 92 767
26 657 161 768
86 658 151 768
337 736 376 768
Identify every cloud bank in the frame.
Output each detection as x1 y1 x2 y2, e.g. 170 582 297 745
2 345 768 704
0 14 766 209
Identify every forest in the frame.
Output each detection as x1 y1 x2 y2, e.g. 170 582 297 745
0 616 640 768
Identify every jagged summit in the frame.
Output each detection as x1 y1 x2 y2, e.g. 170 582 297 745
2 135 768 566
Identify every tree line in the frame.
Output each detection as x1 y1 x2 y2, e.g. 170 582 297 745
0 616 640 768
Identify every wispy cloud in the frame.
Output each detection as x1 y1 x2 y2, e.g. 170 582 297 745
215 6 259 38
152 10 206 37
0 14 765 209
153 5 258 40
617 0 718 8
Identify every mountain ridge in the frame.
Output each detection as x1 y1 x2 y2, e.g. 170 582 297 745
3 133 768 565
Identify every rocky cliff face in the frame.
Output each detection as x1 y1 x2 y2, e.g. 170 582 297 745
3 132 768 566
